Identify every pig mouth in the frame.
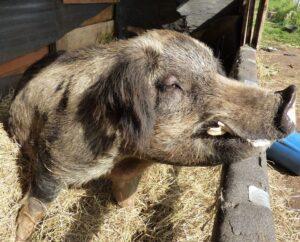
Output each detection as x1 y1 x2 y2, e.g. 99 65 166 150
207 121 271 147
193 121 271 148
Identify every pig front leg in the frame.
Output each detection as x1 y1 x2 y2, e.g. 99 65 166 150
109 158 152 207
15 161 61 242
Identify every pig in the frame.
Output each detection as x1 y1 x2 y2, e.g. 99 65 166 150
8 30 296 241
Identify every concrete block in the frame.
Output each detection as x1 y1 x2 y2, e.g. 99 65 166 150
212 46 276 242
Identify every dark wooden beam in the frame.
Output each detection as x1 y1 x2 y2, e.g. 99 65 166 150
240 0 251 46
63 0 118 4
252 0 269 48
81 5 113 26
246 0 256 44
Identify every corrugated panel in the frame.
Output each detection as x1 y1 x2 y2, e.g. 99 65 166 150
0 0 109 64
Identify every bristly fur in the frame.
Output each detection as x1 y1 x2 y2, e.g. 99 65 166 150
77 58 155 153
8 29 293 201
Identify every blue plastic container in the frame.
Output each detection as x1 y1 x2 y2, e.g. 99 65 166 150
267 132 300 175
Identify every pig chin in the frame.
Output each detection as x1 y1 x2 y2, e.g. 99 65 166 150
208 135 262 164
191 122 275 164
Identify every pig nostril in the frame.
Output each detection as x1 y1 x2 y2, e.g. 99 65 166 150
275 85 296 134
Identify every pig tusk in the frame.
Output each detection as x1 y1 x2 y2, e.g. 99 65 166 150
207 122 227 136
207 127 226 136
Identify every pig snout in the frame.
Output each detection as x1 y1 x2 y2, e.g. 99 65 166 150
275 85 296 134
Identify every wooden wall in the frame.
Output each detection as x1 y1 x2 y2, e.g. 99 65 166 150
0 0 115 97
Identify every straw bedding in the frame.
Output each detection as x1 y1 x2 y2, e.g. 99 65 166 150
0 45 298 241
0 93 220 241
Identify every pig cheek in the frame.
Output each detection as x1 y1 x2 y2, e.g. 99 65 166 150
149 115 196 152
150 123 183 153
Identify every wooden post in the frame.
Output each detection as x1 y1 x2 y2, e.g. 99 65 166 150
63 0 118 3
246 0 256 44
252 0 269 49
240 0 250 46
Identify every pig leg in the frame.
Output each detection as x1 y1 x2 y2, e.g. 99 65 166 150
15 163 61 242
109 158 152 207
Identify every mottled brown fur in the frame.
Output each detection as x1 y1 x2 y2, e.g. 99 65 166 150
8 30 295 240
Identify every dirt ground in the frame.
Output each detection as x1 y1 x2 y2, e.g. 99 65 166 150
258 44 300 241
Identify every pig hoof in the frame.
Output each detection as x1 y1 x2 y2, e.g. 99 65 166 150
113 188 136 208
117 196 135 208
15 198 46 242
112 178 140 208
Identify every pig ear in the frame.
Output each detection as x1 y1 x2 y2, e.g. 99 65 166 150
106 60 155 149
86 58 155 151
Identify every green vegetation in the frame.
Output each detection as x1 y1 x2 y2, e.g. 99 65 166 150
263 21 300 46
262 0 300 47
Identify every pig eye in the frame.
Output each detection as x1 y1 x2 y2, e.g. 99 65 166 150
170 83 181 89
156 75 182 92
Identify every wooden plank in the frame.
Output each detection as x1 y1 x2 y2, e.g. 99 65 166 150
252 0 269 48
81 5 113 26
0 1 108 64
63 0 118 4
240 0 251 46
57 21 114 51
0 47 48 78
246 0 256 44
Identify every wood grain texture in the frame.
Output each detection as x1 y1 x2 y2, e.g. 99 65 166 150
63 0 118 4
0 47 48 78
57 21 114 51
0 1 108 64
246 0 256 44
252 0 269 48
81 5 113 26
240 0 250 46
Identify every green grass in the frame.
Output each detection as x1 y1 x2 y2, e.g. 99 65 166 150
263 21 300 47
269 0 300 25
262 0 300 47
